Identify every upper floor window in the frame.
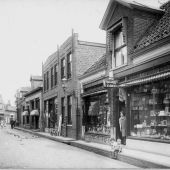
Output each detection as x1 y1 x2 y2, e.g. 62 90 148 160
113 27 127 68
61 58 65 79
54 64 58 86
44 74 46 92
51 67 54 88
46 71 49 90
67 52 72 79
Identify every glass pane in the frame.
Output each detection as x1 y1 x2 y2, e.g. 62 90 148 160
130 82 170 140
114 29 124 49
115 51 122 67
121 46 127 64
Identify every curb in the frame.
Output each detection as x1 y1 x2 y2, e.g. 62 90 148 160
69 141 169 169
14 127 170 169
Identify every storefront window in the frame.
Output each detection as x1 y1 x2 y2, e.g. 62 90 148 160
85 93 110 135
130 80 170 140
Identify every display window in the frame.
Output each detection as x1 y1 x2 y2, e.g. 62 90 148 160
130 80 170 140
85 93 110 135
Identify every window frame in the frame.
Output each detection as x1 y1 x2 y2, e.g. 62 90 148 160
54 64 58 86
67 52 72 79
44 74 46 92
61 58 65 80
51 67 54 88
110 23 127 69
46 71 49 90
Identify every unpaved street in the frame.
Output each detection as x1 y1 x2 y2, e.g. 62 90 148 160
0 126 137 169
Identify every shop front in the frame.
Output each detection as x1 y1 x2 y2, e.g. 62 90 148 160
44 97 59 133
83 91 111 144
119 66 170 142
22 111 29 126
30 110 39 129
81 76 112 144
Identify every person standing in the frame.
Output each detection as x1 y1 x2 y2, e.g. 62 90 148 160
119 111 127 145
10 119 14 129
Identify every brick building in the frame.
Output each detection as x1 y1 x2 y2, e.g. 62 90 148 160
22 76 43 130
15 87 31 126
100 0 170 143
43 33 106 139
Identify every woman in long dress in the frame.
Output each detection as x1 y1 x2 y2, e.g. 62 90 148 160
119 111 127 145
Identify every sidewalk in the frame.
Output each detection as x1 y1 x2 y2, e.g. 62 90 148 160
15 127 170 168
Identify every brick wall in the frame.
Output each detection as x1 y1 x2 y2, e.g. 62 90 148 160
76 42 106 77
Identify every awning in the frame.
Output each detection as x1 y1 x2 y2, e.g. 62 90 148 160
120 72 170 87
81 90 107 97
30 110 39 116
22 111 29 116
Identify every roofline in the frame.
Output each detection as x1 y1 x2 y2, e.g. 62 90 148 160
24 87 42 97
79 66 107 80
99 0 164 30
78 40 106 48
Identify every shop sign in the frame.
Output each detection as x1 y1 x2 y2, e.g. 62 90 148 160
103 79 118 88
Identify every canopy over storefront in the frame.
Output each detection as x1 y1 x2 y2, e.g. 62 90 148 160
120 71 170 87
22 111 28 116
30 110 39 116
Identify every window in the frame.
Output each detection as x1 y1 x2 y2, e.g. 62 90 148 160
51 67 54 88
113 27 127 67
44 74 46 92
54 64 58 86
61 58 65 79
35 99 39 110
67 96 72 124
130 81 170 140
67 52 72 79
47 71 49 90
61 97 65 124
31 100 34 110
85 93 110 135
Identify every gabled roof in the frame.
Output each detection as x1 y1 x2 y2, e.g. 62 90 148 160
134 1 170 52
100 0 163 30
83 54 106 75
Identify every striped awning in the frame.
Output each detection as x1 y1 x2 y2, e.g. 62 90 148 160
120 72 170 87
30 110 39 116
22 111 29 116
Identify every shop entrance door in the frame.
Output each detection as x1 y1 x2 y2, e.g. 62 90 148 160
116 100 125 140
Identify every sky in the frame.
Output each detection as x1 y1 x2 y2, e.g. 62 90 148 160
0 0 163 105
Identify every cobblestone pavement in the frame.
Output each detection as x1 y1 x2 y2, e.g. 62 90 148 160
0 126 137 169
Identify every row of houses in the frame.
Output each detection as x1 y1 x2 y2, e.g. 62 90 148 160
16 0 170 145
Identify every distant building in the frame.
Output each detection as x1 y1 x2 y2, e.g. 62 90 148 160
0 95 5 121
23 76 43 130
4 101 16 124
15 86 31 125
0 96 16 124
